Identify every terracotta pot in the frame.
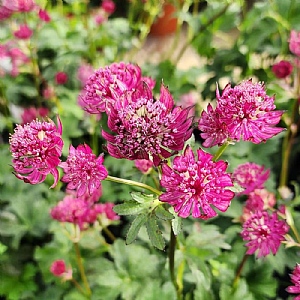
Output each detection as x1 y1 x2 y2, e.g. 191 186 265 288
150 3 178 36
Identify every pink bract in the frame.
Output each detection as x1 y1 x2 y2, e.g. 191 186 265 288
233 162 270 195
60 144 108 197
241 210 289 258
198 79 285 147
9 117 63 187
159 146 235 219
81 62 142 113
287 264 300 298
102 83 193 166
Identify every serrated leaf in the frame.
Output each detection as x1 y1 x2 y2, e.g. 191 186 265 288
113 201 146 215
146 215 165 250
172 217 183 236
131 192 155 204
155 205 174 220
126 214 148 244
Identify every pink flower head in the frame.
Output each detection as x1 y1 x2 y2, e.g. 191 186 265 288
198 79 285 147
77 62 94 87
87 202 120 224
42 85 55 100
55 72 68 85
94 12 106 25
177 92 197 118
135 159 153 174
50 260 72 281
2 0 35 12
159 146 235 219
287 264 300 299
101 0 115 14
272 60 293 79
102 83 193 166
13 24 33 39
60 144 108 197
81 62 142 114
38 8 51 22
289 30 300 57
21 106 49 124
246 188 276 211
233 162 270 195
241 211 289 258
9 117 63 188
50 193 90 228
0 5 13 20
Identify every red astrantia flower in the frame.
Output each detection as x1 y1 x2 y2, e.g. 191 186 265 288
241 210 289 258
38 8 51 22
287 264 300 299
101 0 115 14
81 62 142 114
55 72 68 85
13 24 33 39
50 260 72 281
0 5 13 20
9 117 63 188
102 83 193 166
21 107 49 124
233 162 270 195
272 60 293 79
198 79 285 147
159 146 235 219
289 30 300 57
60 144 108 197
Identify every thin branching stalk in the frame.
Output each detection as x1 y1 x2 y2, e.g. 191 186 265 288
106 175 161 195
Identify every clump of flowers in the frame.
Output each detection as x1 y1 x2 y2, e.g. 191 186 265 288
9 117 63 187
241 211 289 258
287 264 300 299
13 24 33 39
102 83 193 166
21 106 49 124
60 144 108 197
159 146 235 219
289 30 300 57
198 79 285 147
233 162 270 195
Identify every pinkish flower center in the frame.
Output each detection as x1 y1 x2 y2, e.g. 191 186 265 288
115 98 175 156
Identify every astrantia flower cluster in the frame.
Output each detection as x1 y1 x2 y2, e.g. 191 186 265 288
60 144 108 197
198 79 285 147
287 264 300 299
9 117 63 187
102 83 193 165
233 162 270 195
50 260 72 281
50 190 119 230
159 146 235 219
80 62 155 114
241 211 289 258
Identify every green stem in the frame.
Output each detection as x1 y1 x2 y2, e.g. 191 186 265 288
105 175 161 195
74 242 91 298
233 252 249 288
102 225 116 242
169 228 182 300
213 142 230 161
71 278 86 296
